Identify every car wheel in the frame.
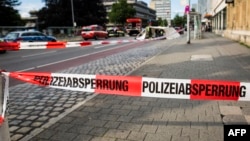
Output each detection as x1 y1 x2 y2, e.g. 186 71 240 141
0 50 7 54
94 35 97 40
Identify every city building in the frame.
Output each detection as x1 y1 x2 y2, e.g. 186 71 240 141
197 0 210 19
201 0 250 46
149 0 171 26
197 0 212 31
210 0 227 34
192 3 198 12
197 0 226 33
102 0 156 27
0 11 38 37
224 0 250 46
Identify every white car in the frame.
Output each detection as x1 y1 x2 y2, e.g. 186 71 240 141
0 30 57 53
3 30 57 42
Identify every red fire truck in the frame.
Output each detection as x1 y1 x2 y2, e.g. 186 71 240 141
125 18 142 36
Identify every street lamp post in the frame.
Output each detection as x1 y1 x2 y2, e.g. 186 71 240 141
187 0 190 44
71 0 75 35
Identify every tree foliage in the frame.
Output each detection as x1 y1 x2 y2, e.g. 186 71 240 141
108 0 136 25
171 14 185 27
157 17 168 26
39 0 107 28
0 0 24 26
0 0 20 6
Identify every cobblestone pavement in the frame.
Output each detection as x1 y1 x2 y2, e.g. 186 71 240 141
7 32 250 141
7 36 179 141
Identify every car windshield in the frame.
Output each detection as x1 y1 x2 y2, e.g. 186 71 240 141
82 28 92 31
5 32 19 39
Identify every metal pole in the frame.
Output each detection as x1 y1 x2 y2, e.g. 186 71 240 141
194 15 197 39
71 0 75 36
198 14 202 39
187 0 190 44
0 73 11 141
71 0 75 27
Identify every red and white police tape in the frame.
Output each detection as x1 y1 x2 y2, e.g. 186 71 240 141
0 27 181 51
3 72 250 101
0 72 9 125
0 39 145 50
1 71 250 124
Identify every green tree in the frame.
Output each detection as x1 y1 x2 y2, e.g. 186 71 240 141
163 19 168 26
172 14 185 27
157 18 168 26
108 0 136 25
39 0 107 28
0 0 20 7
0 0 24 26
157 18 163 26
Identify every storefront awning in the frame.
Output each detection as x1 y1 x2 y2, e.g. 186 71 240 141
204 13 213 19
201 19 211 23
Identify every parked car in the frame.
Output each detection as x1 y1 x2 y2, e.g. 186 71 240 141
107 27 125 37
0 38 6 53
174 27 184 34
0 30 57 53
3 30 57 42
81 25 108 40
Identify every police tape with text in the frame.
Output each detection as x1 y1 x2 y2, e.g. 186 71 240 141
3 72 250 101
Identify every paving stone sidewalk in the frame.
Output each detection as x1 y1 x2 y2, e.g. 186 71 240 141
7 36 177 141
9 32 250 141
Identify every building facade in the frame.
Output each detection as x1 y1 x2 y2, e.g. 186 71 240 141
203 0 250 46
102 0 156 27
149 0 171 26
210 0 227 34
224 0 250 46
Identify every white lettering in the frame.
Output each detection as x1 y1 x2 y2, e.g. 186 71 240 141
228 129 247 136
228 129 235 136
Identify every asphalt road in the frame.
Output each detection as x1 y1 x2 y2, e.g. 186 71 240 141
0 36 155 86
1 37 128 71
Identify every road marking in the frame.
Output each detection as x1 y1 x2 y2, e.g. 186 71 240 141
17 43 136 72
22 51 57 58
94 44 111 49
